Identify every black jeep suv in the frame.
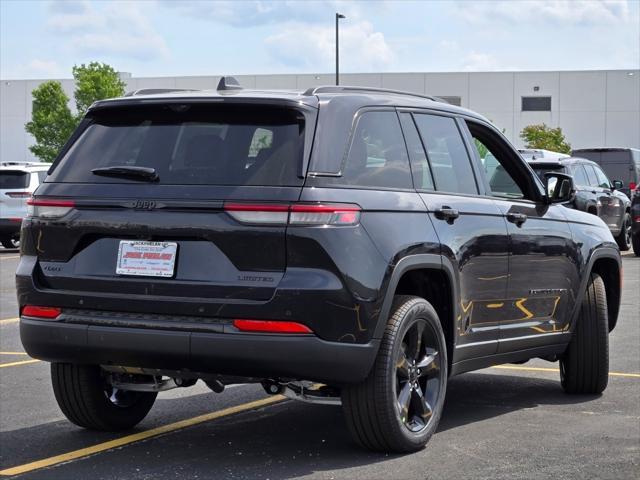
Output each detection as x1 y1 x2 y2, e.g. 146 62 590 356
18 80 621 453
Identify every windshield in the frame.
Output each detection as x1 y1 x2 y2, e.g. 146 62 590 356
49 104 306 187
0 171 29 189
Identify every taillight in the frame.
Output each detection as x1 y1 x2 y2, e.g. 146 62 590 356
27 198 75 219
223 203 290 225
289 204 361 226
233 319 313 334
5 192 31 198
21 305 62 319
223 202 361 226
630 182 637 191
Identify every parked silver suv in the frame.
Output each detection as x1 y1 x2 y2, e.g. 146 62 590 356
0 162 49 248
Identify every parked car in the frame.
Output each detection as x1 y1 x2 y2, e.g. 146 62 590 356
0 161 49 249
18 80 621 453
631 187 640 256
518 148 570 161
528 157 632 250
572 148 640 198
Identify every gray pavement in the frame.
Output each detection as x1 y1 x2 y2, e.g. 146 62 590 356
0 248 638 479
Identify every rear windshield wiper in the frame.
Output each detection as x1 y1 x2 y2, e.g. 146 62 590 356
91 166 159 182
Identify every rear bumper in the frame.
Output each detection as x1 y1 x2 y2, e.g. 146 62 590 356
20 317 379 384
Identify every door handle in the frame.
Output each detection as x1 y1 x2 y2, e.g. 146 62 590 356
507 212 527 226
434 206 460 224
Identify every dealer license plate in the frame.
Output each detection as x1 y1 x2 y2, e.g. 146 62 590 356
116 241 178 277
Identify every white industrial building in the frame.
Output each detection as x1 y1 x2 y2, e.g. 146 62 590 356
1 69 639 163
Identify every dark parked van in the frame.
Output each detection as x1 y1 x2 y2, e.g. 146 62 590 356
572 148 640 198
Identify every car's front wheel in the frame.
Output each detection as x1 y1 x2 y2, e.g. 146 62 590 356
342 295 447 452
51 363 157 431
615 211 632 251
560 273 609 394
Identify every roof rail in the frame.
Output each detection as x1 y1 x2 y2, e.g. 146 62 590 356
124 88 198 97
217 76 242 91
303 85 439 102
0 161 49 167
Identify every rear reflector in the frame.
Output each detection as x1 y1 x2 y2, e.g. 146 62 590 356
224 202 360 226
233 319 313 334
27 198 75 219
5 192 31 198
21 306 62 319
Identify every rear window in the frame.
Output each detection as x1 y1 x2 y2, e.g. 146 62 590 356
0 171 29 189
49 104 305 186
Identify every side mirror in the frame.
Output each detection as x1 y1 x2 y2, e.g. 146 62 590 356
544 172 575 204
612 180 624 190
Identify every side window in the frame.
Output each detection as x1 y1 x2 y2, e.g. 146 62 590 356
399 113 434 190
341 111 413 189
593 166 611 188
584 165 599 187
413 114 478 195
465 120 526 199
37 171 47 183
569 165 589 186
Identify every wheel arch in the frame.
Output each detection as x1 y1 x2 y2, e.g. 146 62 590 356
571 248 621 333
374 254 458 370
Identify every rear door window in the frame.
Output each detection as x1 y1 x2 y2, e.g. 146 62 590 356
399 113 434 190
340 111 413 190
584 165 600 187
569 164 589 186
413 114 478 195
48 104 305 187
0 171 29 189
592 165 611 188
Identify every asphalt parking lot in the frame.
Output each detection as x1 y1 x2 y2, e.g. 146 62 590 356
0 248 638 480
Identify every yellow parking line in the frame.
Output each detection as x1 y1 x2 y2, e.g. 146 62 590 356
491 364 640 378
0 351 27 355
0 395 285 477
0 359 40 368
0 318 19 325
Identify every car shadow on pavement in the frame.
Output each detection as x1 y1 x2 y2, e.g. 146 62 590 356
0 372 605 479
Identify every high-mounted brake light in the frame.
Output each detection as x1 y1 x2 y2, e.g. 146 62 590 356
21 305 62 319
233 319 313 334
27 198 75 219
223 202 361 226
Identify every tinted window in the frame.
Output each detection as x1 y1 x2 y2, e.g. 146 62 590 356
584 165 599 186
569 164 589 186
49 104 305 187
399 113 434 190
0 171 29 189
592 165 611 188
37 171 47 183
522 97 551 111
413 114 478 195
341 111 412 189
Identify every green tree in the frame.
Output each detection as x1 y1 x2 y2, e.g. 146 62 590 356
520 124 571 154
73 62 126 119
24 81 76 163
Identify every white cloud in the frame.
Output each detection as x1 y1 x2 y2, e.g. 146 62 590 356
46 1 169 61
265 20 393 71
160 0 375 27
462 51 502 71
457 0 631 26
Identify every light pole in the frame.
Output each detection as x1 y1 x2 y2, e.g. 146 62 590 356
335 13 345 85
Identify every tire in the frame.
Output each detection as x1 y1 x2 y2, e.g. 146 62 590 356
1 237 19 249
615 212 632 251
342 295 448 452
633 231 640 257
51 363 157 431
560 273 609 394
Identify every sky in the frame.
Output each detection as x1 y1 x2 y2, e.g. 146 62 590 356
1 0 639 80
